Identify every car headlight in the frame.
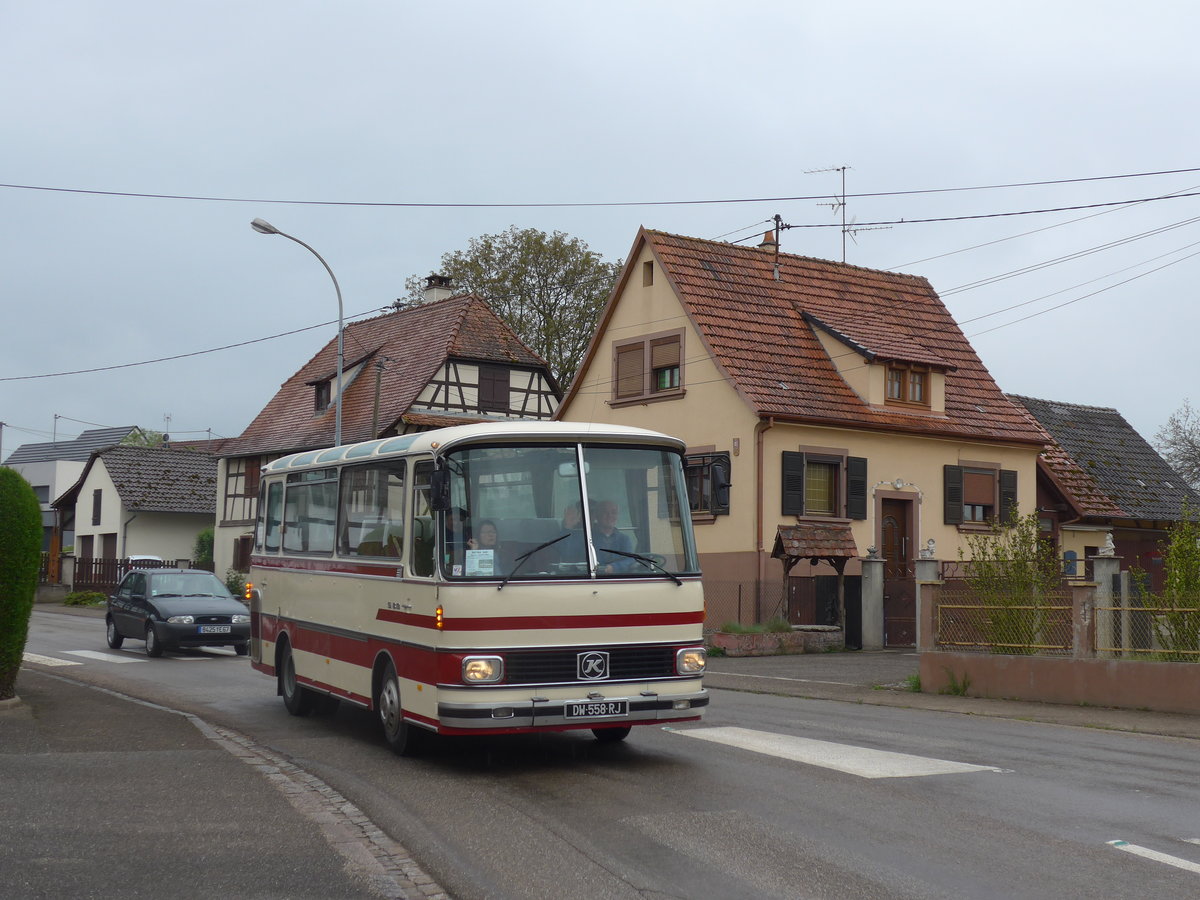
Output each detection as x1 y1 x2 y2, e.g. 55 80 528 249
231 614 250 624
167 615 195 624
462 656 504 684
676 646 707 675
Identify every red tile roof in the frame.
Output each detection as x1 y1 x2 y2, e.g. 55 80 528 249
573 229 1047 446
772 523 860 561
223 295 550 456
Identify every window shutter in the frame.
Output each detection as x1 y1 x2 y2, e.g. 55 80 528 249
615 344 645 398
650 336 680 369
999 469 1018 524
943 465 964 524
846 457 867 520
782 452 806 516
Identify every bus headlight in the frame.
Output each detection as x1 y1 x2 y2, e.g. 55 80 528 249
676 647 707 675
462 656 504 684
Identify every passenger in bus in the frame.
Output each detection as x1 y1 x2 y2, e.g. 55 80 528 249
444 506 472 552
593 499 634 573
467 519 510 574
556 502 587 566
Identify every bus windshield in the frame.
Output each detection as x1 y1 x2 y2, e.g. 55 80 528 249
442 442 698 581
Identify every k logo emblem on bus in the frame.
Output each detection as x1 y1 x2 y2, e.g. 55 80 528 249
577 650 610 680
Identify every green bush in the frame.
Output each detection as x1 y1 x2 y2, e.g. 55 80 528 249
63 591 107 607
1152 505 1200 661
0 470 44 700
193 527 215 568
718 619 792 634
224 569 247 597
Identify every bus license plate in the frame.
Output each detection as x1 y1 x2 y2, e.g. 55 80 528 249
565 700 627 719
199 625 232 634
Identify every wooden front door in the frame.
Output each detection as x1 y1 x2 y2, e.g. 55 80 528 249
881 498 916 647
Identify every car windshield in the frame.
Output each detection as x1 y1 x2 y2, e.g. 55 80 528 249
148 572 234 599
442 442 699 581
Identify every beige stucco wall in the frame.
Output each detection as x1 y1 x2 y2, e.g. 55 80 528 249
72 460 121 544
123 510 210 561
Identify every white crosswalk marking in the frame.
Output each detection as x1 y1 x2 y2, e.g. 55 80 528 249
22 652 82 667
61 650 148 664
677 726 1005 779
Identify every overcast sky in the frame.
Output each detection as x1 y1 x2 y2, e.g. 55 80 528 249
3 1 1197 460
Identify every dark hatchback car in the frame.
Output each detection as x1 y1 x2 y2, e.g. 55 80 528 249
106 569 251 657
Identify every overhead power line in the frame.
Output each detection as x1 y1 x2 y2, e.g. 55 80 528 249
3 166 1200 209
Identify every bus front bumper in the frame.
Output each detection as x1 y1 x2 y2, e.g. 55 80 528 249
437 687 709 731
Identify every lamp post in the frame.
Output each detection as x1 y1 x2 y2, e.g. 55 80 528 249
251 218 344 447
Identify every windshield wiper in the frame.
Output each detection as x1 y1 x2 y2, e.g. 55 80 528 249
598 549 683 585
498 533 569 592
154 593 182 598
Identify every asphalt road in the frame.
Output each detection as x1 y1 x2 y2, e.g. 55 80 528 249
13 607 1200 899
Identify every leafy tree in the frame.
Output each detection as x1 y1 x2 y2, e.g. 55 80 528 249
405 226 621 389
958 510 1062 654
1155 399 1200 490
120 428 165 448
1153 503 1200 661
0 469 43 700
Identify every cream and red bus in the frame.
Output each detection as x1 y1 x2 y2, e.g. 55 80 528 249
247 421 708 754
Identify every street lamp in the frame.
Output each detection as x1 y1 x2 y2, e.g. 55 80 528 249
250 218 344 447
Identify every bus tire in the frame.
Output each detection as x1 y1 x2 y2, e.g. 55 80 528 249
279 641 317 716
377 659 423 756
592 726 631 743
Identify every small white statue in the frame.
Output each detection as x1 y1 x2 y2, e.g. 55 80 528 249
1098 533 1115 557
919 538 936 559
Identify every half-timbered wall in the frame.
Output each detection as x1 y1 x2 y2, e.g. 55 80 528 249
415 361 558 418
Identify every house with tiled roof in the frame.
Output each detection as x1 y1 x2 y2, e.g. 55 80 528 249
557 228 1049 647
213 281 560 576
1008 395 1200 592
53 446 217 569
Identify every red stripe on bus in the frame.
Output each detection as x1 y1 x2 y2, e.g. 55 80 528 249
251 556 403 577
374 609 703 631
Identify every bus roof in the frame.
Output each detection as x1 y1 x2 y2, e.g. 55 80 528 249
263 421 687 473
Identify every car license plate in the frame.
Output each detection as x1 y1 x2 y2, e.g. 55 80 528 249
565 700 627 719
199 625 232 634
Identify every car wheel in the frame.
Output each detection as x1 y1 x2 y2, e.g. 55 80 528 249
234 643 249 657
106 617 124 649
592 726 631 744
279 642 316 716
377 659 424 756
144 623 164 658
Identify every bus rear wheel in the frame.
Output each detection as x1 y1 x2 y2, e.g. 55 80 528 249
280 642 317 716
592 726 631 743
377 659 424 756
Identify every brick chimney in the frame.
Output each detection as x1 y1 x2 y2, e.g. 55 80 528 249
757 230 778 251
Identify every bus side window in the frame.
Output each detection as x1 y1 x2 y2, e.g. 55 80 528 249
263 482 283 553
339 461 406 558
410 461 436 577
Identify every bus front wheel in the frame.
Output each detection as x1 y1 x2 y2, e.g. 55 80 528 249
377 659 424 756
280 642 317 716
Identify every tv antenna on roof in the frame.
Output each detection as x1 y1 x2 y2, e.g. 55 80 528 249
803 165 889 262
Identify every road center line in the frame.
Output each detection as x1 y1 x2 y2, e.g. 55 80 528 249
1108 840 1200 875
678 726 1005 779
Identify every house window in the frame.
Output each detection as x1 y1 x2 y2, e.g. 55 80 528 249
885 364 930 408
781 452 867 519
244 456 261 498
478 365 511 413
685 452 730 516
642 260 654 286
612 330 684 403
92 489 102 526
944 465 1017 525
33 485 50 504
314 380 331 412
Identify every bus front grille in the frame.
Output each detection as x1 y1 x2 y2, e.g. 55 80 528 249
503 644 679 685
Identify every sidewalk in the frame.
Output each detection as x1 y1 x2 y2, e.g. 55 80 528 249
705 649 1200 741
3 609 449 900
